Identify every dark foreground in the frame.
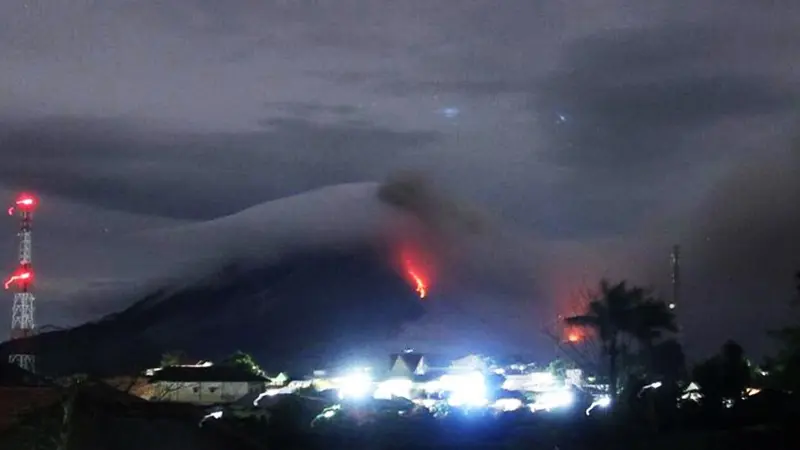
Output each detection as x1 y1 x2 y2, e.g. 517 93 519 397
225 398 800 450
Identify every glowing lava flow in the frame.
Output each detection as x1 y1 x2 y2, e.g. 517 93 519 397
408 269 427 299
400 247 429 300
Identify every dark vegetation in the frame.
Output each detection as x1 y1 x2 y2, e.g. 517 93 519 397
3 259 800 448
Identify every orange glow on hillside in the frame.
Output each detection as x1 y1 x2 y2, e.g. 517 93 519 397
408 269 427 299
400 246 431 300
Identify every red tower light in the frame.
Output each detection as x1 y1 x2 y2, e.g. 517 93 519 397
8 192 37 372
4 269 32 290
15 194 36 210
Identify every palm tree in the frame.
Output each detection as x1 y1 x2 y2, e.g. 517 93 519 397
565 280 676 401
630 298 678 372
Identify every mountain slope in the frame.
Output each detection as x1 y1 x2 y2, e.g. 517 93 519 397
0 177 542 375
0 182 436 375
2 245 424 375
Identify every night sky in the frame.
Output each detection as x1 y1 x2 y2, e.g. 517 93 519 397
1 1 798 360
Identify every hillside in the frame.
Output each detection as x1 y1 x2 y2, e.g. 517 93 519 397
0 177 541 375
0 181 439 375
1 245 424 375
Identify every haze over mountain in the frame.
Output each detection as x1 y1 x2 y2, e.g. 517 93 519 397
0 177 545 374
2 1 799 363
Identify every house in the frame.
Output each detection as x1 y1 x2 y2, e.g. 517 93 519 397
389 352 428 377
450 354 489 373
147 365 268 405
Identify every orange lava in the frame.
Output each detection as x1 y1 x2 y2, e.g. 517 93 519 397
400 246 430 300
408 269 427 299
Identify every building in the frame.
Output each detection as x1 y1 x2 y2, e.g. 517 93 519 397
147 366 268 405
450 354 489 373
389 352 428 377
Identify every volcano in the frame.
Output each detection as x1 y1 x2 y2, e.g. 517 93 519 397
1 245 424 376
0 182 437 376
0 178 540 376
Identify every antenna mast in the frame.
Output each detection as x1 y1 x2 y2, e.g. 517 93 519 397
670 244 680 311
6 193 37 372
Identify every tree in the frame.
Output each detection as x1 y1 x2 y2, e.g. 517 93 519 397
692 340 751 410
546 357 575 380
219 350 264 376
764 270 800 391
565 280 677 401
160 350 186 367
718 340 751 400
649 338 687 382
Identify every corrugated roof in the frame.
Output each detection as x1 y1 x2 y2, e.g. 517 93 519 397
389 353 426 374
150 366 267 383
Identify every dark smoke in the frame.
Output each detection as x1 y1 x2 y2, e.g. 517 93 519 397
676 142 800 357
685 145 799 294
378 171 542 299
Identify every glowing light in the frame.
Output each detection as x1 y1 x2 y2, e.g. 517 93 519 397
4 271 32 289
567 332 580 343
374 377 413 400
400 248 429 299
493 398 523 412
531 389 575 411
408 269 427 299
14 194 36 210
637 381 662 397
585 395 611 415
338 371 373 400
441 372 488 407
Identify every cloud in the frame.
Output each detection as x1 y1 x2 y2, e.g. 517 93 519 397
1 0 798 357
0 116 440 219
682 143 800 290
536 23 797 170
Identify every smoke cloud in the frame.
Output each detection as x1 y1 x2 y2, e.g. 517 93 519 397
378 171 543 299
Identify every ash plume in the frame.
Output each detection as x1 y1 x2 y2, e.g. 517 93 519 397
378 171 542 299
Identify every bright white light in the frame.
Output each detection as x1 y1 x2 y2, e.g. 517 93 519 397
338 372 373 400
532 389 574 411
448 394 488 408
199 410 223 427
441 372 487 407
585 395 611 415
374 378 413 400
638 381 662 397
493 398 523 412
438 107 460 118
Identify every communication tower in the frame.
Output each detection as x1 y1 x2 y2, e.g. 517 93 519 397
5 193 37 372
670 244 680 310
